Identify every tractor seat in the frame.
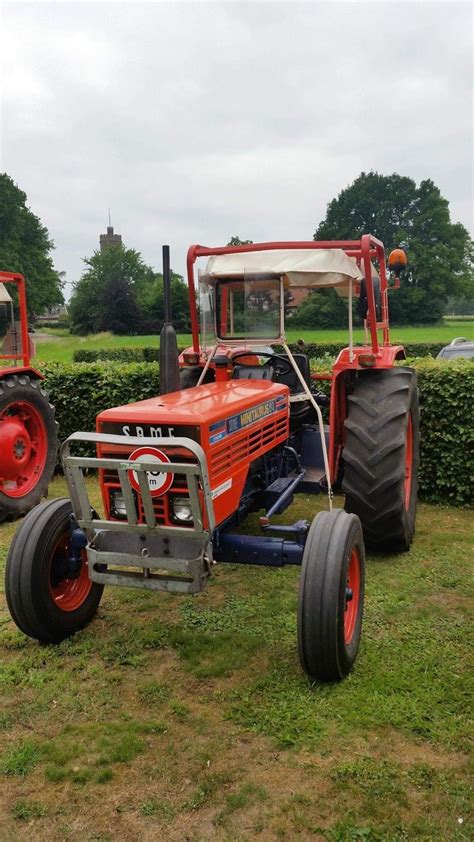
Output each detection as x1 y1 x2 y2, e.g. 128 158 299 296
232 354 311 395
232 365 273 381
273 353 311 395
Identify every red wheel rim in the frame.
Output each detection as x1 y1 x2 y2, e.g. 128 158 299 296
404 414 413 511
344 548 361 645
0 400 47 498
49 534 92 612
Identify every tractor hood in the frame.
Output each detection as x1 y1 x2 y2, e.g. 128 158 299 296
203 248 363 290
97 379 289 441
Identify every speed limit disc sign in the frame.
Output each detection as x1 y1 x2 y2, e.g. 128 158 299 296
128 447 174 497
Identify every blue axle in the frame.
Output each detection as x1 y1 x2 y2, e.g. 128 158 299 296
213 532 304 566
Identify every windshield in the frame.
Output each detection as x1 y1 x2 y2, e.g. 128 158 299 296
212 273 282 341
198 271 216 350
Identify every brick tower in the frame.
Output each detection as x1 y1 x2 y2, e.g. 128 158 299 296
100 216 122 252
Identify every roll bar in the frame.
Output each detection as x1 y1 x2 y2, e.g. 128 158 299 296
186 235 389 355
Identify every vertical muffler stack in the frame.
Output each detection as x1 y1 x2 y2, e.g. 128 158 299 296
159 244 181 395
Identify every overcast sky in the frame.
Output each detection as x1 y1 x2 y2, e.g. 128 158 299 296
1 1 472 299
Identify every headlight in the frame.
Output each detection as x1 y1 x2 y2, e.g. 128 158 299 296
110 489 128 519
171 497 193 523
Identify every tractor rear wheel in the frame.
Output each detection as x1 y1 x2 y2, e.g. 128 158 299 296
342 367 419 553
0 375 58 522
297 509 365 682
5 498 104 643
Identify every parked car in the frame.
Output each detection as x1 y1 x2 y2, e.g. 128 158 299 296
437 337 474 360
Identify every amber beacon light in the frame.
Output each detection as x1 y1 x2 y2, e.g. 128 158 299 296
388 248 408 278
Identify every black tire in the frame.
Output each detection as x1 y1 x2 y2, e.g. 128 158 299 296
5 498 104 643
179 366 215 389
342 367 419 553
297 509 365 682
0 375 58 522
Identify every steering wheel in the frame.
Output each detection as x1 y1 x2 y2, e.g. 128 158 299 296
231 351 294 378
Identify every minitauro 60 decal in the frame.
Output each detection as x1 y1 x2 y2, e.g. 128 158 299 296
208 395 287 445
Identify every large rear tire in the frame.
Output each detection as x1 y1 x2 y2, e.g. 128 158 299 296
0 375 58 522
342 367 419 553
297 509 365 682
5 498 104 643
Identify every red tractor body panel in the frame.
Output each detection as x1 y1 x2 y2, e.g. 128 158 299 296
96 379 290 528
0 366 44 381
0 271 58 520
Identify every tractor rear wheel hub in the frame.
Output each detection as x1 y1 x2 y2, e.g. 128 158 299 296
0 417 32 478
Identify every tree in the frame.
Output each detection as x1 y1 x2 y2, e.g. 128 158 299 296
69 245 145 334
315 172 473 324
0 173 64 314
69 243 190 335
227 236 253 246
100 274 142 334
289 289 348 329
134 269 189 333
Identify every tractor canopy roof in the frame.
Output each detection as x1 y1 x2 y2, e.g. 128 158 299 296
203 248 363 291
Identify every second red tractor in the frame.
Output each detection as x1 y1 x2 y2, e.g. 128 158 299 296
0 271 57 522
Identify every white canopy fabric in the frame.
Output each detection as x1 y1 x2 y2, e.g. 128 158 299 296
0 283 12 303
204 248 363 290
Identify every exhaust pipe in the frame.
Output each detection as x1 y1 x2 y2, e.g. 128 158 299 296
159 245 181 395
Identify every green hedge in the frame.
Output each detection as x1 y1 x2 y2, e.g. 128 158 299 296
42 359 473 505
42 362 160 445
73 341 446 363
406 358 473 505
73 347 160 362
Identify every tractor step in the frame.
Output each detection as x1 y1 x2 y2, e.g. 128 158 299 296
298 465 327 493
301 466 326 484
262 473 303 515
267 476 296 494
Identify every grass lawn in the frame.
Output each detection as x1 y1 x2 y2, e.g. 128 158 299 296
0 478 472 840
33 321 474 364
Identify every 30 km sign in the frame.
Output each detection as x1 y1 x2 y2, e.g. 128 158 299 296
128 447 174 497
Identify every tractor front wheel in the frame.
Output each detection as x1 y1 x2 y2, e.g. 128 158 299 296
5 498 104 643
297 509 365 682
342 367 420 553
0 375 58 522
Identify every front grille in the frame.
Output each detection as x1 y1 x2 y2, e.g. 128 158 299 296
138 493 167 524
100 449 196 526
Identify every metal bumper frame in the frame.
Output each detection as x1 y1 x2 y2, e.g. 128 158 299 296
61 432 215 594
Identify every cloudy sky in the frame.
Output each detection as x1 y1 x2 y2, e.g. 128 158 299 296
1 1 472 298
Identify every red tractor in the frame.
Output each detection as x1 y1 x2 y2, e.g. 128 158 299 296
5 236 419 683
0 271 58 522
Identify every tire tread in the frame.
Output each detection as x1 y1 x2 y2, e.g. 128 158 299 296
342 368 419 552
